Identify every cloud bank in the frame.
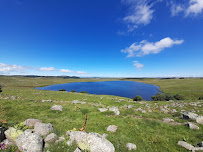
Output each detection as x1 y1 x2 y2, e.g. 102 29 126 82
121 37 184 57
0 63 28 74
39 67 55 71
59 69 74 73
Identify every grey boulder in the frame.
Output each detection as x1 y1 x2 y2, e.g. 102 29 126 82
178 141 195 151
181 111 198 120
109 106 120 115
98 108 108 112
185 122 199 130
16 129 43 152
68 131 115 152
34 122 53 136
44 133 57 143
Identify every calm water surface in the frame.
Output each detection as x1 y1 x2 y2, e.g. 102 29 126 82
36 81 161 101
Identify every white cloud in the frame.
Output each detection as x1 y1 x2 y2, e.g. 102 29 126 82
169 0 203 17
39 67 55 71
0 63 27 74
59 69 74 73
76 71 88 74
122 0 160 31
186 0 203 16
121 37 184 57
133 61 144 69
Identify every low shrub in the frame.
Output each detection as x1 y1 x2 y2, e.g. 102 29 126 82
151 93 183 101
198 96 203 100
0 84 3 93
173 94 184 100
80 108 89 115
80 91 87 93
71 90 76 92
133 95 143 101
59 89 66 91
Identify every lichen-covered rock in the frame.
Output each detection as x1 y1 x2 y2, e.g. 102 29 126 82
163 118 174 123
196 116 203 124
68 131 115 152
44 133 57 143
126 143 136 150
16 129 43 152
107 125 118 133
24 119 42 127
51 105 63 111
4 127 23 143
55 136 65 144
178 141 195 151
185 122 199 130
74 147 81 152
34 122 53 136
181 111 198 120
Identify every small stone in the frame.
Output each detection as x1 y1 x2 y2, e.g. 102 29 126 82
102 133 108 138
66 140 73 146
34 122 53 136
107 125 118 133
44 133 57 143
185 122 199 130
196 116 203 124
98 108 108 112
109 106 120 115
163 118 174 123
51 105 63 111
178 141 195 151
126 143 136 150
24 119 42 127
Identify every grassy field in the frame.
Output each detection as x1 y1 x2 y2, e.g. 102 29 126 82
0 76 203 152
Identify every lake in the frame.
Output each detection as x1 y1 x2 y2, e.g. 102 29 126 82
35 81 161 100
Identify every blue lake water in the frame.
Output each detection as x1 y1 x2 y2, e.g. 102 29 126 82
36 81 161 101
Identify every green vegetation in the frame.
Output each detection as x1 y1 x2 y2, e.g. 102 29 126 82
71 90 76 92
0 83 2 93
59 89 66 91
80 91 87 93
133 95 143 101
0 76 203 152
151 93 184 101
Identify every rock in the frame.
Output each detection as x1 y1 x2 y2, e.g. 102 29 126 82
66 140 73 146
196 116 203 124
34 122 53 136
178 141 195 151
55 136 65 143
107 125 118 133
74 147 81 152
185 122 199 130
163 118 174 123
181 111 198 120
44 133 57 143
72 100 80 104
102 133 108 138
197 141 203 147
109 106 120 115
194 147 203 151
51 105 63 111
24 119 42 127
4 127 23 143
98 108 108 112
16 129 43 152
80 101 86 104
126 143 136 150
0 126 7 142
160 108 169 113
127 105 134 109
170 109 177 113
68 131 115 152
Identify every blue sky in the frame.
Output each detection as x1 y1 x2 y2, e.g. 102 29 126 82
0 0 203 77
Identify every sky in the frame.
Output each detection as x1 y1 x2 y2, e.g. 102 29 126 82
0 0 203 77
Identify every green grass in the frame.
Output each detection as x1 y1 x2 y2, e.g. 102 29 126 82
0 76 203 152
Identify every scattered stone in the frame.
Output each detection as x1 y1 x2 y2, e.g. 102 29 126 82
0 126 7 142
160 108 169 113
178 141 195 151
126 143 137 151
98 108 108 112
127 105 134 109
170 109 177 113
51 105 63 111
181 111 198 120
107 125 118 133
194 147 203 151
196 116 203 124
80 101 86 104
141 110 146 113
42 100 52 102
34 122 53 136
72 100 80 104
102 133 108 138
24 119 42 127
44 133 57 143
66 140 73 146
163 118 174 123
185 122 199 130
16 129 43 152
4 127 23 143
68 131 115 152
55 136 65 143
109 106 120 115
